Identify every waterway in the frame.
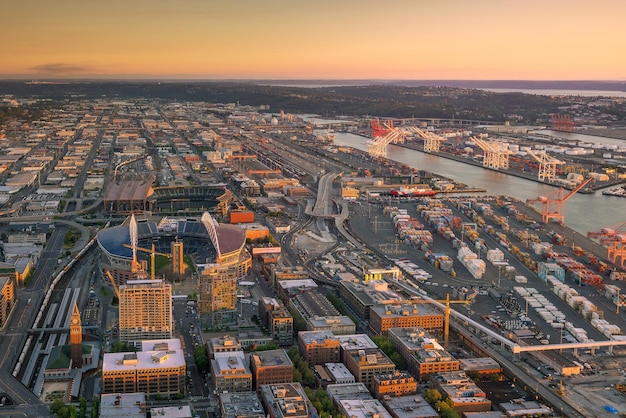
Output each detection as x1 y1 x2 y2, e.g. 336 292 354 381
531 130 626 148
333 132 625 236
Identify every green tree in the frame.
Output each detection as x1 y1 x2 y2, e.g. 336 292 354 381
423 388 443 404
78 397 87 418
50 400 66 415
194 344 209 374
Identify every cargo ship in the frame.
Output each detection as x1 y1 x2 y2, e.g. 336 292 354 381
389 186 438 197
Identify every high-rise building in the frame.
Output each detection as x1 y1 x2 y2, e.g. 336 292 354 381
170 240 184 279
198 264 238 327
0 275 15 328
118 279 172 344
260 297 293 346
70 302 83 369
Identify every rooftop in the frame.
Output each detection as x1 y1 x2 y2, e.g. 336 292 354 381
381 395 439 418
307 315 355 329
336 334 377 351
298 330 337 345
104 340 185 372
219 392 265 418
151 405 192 418
337 399 393 418
326 382 372 402
252 349 292 368
324 363 354 380
213 355 250 375
100 393 146 418
370 304 441 318
259 383 312 418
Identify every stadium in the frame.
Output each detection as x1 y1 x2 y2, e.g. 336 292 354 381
97 212 250 289
103 178 232 216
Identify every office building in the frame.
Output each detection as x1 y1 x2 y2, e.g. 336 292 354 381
170 240 185 279
118 279 172 344
431 371 491 414
387 327 459 380
372 371 417 399
0 275 15 328
211 352 252 393
336 334 378 362
259 383 316 418
208 335 242 358
324 363 355 385
102 339 185 397
297 331 340 365
260 297 294 346
458 358 502 379
344 348 395 391
382 395 439 418
336 399 393 418
251 349 294 390
219 392 266 418
327 383 373 409
338 280 401 321
100 393 146 418
306 316 355 335
369 304 443 336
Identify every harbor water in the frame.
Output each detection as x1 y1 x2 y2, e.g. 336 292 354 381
333 132 625 237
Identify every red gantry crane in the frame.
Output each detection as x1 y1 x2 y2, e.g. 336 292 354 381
526 177 593 225
588 222 626 268
370 119 394 137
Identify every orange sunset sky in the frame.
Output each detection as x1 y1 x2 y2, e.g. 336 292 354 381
2 0 626 80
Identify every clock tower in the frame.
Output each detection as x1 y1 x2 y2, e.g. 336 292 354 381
70 302 83 368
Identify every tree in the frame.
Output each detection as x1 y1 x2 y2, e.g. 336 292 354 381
423 388 443 404
194 344 209 374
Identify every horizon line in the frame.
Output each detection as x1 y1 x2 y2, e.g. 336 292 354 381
1 77 626 82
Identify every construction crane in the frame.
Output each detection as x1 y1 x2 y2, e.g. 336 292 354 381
123 241 185 280
472 136 512 169
394 294 471 349
527 150 565 182
104 270 120 299
405 126 447 153
587 221 626 268
525 177 593 225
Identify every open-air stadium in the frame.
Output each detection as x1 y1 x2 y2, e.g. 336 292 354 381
103 176 232 216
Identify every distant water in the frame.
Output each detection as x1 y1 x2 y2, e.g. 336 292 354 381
531 130 626 147
333 132 625 236
484 88 626 98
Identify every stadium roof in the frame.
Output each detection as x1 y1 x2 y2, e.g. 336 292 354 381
96 213 245 260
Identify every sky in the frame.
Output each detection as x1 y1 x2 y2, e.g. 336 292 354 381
2 0 626 80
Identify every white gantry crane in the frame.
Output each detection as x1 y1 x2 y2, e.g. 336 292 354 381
527 149 565 182
367 125 406 158
405 126 447 153
472 136 512 169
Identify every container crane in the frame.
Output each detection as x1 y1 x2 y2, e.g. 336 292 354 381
472 137 512 169
405 126 447 153
370 119 394 137
526 177 592 225
527 150 565 182
396 294 471 349
367 127 405 158
587 221 626 268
